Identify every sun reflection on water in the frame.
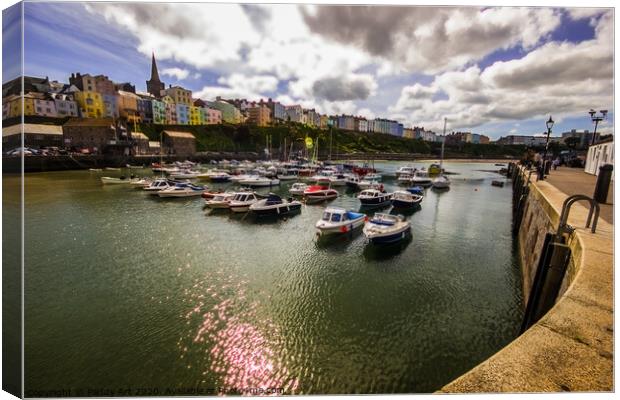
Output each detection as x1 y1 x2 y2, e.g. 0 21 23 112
179 271 300 395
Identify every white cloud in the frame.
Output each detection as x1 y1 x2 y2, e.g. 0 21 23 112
389 11 613 132
161 67 190 80
194 73 279 101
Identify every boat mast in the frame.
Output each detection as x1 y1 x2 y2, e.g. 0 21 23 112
329 126 333 162
440 117 447 172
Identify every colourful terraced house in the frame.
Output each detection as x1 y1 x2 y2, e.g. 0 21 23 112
73 91 105 118
151 99 166 124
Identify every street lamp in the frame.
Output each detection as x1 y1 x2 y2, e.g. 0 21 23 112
539 115 554 180
589 109 608 145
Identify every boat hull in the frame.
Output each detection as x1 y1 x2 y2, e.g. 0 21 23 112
316 218 365 236
366 226 411 244
391 199 420 208
250 203 301 216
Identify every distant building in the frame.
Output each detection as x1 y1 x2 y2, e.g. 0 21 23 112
189 106 202 125
337 115 355 131
285 105 303 123
403 127 415 139
354 117 368 132
146 52 165 98
205 108 222 125
248 104 271 126
2 123 64 149
208 100 241 124
151 99 166 124
131 131 150 155
162 130 196 156
102 94 119 119
264 98 286 121
175 103 190 125
33 94 57 117
63 117 127 154
69 73 97 92
137 97 153 124
114 82 136 93
51 94 79 118
496 135 562 146
2 76 51 97
93 75 116 95
163 96 177 124
562 129 593 148
117 90 141 122
73 91 105 118
162 85 192 107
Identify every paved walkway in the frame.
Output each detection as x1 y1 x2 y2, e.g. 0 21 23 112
543 167 613 224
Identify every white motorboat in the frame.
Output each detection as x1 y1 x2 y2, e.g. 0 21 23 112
357 179 384 191
357 188 392 206
315 207 366 236
104 167 121 171
411 170 433 187
229 174 252 182
130 178 152 188
169 169 201 179
395 165 416 177
143 178 178 193
249 194 302 216
238 176 280 187
157 183 206 198
432 174 451 189
363 213 411 244
100 176 132 184
303 185 339 204
391 190 423 208
329 174 348 186
289 182 309 196
205 193 235 209
229 191 259 213
397 173 414 185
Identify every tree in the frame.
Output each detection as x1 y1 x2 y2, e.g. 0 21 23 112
564 136 580 150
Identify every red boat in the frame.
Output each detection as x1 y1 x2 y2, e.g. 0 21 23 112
352 166 376 177
303 185 339 203
201 189 225 199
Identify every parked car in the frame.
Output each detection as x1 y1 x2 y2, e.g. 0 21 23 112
5 147 39 156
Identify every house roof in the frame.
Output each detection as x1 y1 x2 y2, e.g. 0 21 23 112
163 130 195 139
131 132 149 140
64 117 114 127
3 123 63 137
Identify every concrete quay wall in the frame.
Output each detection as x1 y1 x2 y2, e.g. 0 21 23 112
440 168 613 392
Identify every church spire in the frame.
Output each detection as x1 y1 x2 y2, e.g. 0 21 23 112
150 52 160 81
146 51 165 98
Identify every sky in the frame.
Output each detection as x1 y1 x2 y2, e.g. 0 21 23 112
11 1 616 139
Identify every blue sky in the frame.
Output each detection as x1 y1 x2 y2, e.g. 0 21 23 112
16 2 614 139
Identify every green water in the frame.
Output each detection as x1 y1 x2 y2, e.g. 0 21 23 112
14 161 523 395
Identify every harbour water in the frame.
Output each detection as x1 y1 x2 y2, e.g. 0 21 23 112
13 161 523 394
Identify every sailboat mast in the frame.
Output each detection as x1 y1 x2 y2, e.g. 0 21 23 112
440 117 447 171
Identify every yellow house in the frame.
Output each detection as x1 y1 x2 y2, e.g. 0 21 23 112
189 106 202 125
74 91 105 118
162 85 192 106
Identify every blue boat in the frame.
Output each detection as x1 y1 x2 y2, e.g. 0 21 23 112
406 186 424 195
363 213 411 244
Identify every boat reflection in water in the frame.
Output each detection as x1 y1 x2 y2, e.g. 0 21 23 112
362 233 413 261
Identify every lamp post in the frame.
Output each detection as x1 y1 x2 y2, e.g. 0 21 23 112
539 115 554 180
589 109 608 146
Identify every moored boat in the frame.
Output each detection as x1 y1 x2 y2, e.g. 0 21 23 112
238 176 280 187
130 178 152 188
315 207 366 236
205 193 235 209
303 185 339 204
432 174 451 189
229 191 259 213
143 178 179 193
100 176 132 184
363 213 411 244
411 170 433 187
391 190 423 208
357 188 392 206
289 182 309 196
249 194 302 216
157 182 206 198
